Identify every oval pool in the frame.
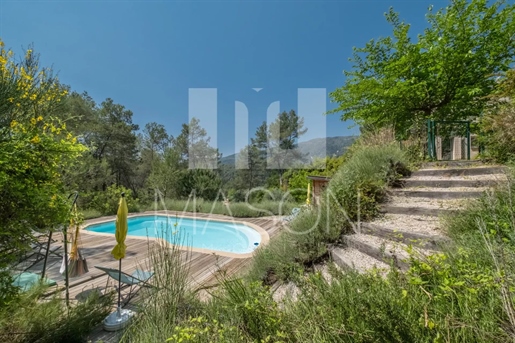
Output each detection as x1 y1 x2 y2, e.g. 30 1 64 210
84 215 262 255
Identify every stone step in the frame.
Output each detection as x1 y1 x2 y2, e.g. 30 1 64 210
397 179 498 188
391 189 484 199
421 160 484 168
343 234 413 270
368 212 442 235
382 193 469 214
379 205 454 217
330 247 390 273
412 166 505 177
359 223 449 250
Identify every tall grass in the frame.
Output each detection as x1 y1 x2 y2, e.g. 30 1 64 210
0 285 112 343
119 224 195 342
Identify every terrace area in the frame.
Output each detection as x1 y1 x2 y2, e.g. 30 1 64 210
21 211 284 342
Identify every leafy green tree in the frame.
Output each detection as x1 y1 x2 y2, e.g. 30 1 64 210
146 147 182 199
174 118 220 169
57 93 140 196
90 184 139 215
267 110 307 188
234 144 266 190
329 0 515 136
58 92 114 195
0 40 85 304
134 122 171 196
140 122 170 163
169 118 223 199
177 169 222 201
96 99 139 189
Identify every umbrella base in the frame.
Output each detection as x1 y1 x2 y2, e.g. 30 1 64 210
103 308 135 332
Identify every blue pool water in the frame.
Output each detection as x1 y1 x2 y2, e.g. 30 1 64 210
85 215 262 254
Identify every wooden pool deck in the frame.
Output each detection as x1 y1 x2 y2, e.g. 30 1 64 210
24 211 284 343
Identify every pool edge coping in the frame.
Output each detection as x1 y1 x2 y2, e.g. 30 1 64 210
80 211 272 259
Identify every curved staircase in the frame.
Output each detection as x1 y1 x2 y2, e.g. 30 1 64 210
330 161 507 273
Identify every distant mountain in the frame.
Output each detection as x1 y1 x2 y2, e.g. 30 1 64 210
220 135 357 165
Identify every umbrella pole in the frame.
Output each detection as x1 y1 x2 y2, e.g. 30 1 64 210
64 192 79 308
63 226 70 307
118 258 122 315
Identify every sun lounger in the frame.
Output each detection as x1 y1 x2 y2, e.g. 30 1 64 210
95 266 154 305
12 272 57 292
283 207 301 222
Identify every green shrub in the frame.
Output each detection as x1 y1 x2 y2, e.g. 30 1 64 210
445 167 515 246
285 246 509 342
327 143 409 226
479 70 515 163
0 285 112 343
90 185 139 215
81 208 102 220
247 143 409 283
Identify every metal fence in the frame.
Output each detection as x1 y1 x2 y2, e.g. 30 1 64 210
427 120 472 161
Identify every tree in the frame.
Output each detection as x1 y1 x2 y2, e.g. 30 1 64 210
134 122 171 195
267 110 307 187
57 92 113 194
234 144 265 190
140 122 170 163
329 0 515 136
90 98 139 192
146 147 182 199
174 118 220 169
176 169 222 201
0 41 85 304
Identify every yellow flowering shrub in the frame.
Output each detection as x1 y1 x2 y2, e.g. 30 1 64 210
0 38 86 305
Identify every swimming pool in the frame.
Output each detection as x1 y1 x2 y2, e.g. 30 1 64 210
84 215 263 255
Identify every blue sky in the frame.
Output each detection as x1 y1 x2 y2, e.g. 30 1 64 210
0 0 445 156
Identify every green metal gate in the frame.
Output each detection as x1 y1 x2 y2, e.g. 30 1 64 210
427 120 471 161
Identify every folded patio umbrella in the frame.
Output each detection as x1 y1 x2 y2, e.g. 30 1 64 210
102 192 135 332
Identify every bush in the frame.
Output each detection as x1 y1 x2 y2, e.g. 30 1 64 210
480 70 515 163
327 143 410 225
90 185 139 215
0 285 112 343
284 245 509 343
445 167 515 246
247 142 410 283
